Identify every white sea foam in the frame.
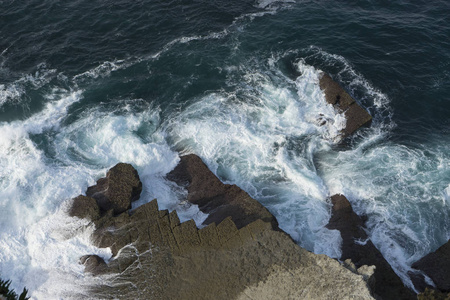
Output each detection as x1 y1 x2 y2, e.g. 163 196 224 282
0 87 206 298
52 100 207 223
1 25 447 299
306 45 393 132
304 52 450 288
0 90 101 298
0 83 24 106
148 2 289 61
162 48 450 291
444 184 450 206
150 30 229 60
164 59 345 258
320 139 450 289
0 7 297 296
0 63 57 107
255 0 295 10
73 60 129 83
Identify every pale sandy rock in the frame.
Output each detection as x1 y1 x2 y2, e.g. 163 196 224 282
237 262 374 300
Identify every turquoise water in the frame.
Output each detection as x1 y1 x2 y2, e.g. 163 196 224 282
0 0 449 297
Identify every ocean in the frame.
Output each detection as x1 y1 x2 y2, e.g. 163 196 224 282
0 0 449 298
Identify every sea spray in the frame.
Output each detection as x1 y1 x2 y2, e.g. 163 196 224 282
0 88 205 297
164 59 346 257
1 0 449 297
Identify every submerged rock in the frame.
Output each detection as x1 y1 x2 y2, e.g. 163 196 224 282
412 239 450 293
86 163 142 215
71 155 376 299
327 194 415 300
319 72 372 138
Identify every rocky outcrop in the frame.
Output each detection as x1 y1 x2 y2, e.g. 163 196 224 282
71 156 377 299
79 255 108 276
327 194 415 300
166 154 279 230
412 239 450 293
319 73 372 138
85 163 142 215
69 195 100 221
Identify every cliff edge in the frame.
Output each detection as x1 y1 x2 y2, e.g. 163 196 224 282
70 155 375 299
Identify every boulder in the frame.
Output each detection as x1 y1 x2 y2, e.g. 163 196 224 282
80 255 109 275
412 239 450 292
69 195 100 221
86 163 142 215
166 154 279 230
72 158 376 299
327 194 415 300
319 73 372 138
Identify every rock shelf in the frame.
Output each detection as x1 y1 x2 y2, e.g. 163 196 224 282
70 156 376 299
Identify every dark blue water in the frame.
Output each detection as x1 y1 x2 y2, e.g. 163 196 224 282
1 0 449 297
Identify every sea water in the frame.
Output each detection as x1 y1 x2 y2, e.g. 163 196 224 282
0 0 449 298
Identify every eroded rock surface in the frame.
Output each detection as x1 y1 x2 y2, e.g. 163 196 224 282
84 200 375 300
166 154 279 230
69 195 100 221
412 239 450 293
327 194 415 300
71 156 376 299
319 72 372 138
85 163 142 215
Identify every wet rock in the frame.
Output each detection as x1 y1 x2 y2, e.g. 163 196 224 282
166 154 279 230
86 163 142 215
80 255 109 275
72 159 376 299
412 239 450 292
319 72 372 138
84 198 375 300
91 211 134 257
408 270 434 293
69 195 100 221
327 194 415 300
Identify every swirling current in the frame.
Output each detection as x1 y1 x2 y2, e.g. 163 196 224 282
0 0 449 298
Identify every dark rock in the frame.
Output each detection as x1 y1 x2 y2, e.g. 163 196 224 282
72 161 375 299
319 73 372 138
343 103 373 137
418 288 450 300
319 73 355 110
327 194 367 244
408 270 434 293
86 163 142 215
327 194 415 300
91 211 133 257
412 239 450 292
166 154 279 230
69 195 100 221
80 255 109 275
